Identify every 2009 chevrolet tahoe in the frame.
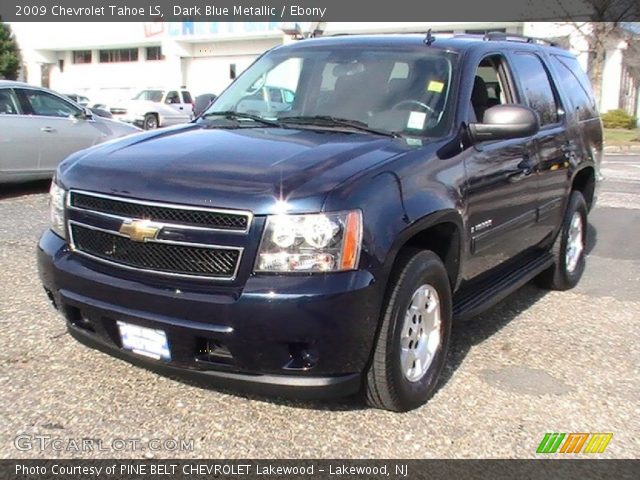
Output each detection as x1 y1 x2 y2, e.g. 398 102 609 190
38 33 602 411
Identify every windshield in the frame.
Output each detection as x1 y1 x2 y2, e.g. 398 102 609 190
201 46 458 136
133 90 163 102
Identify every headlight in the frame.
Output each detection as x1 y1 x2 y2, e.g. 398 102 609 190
49 181 67 239
255 211 362 272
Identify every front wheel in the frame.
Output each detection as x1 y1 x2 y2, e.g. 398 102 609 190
143 113 159 130
365 249 452 412
536 191 588 290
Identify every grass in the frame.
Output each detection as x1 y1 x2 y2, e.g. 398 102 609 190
604 128 640 145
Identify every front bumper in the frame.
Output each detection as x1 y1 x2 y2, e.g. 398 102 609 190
37 230 382 399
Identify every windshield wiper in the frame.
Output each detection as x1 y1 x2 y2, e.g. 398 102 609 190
279 115 400 138
200 110 282 127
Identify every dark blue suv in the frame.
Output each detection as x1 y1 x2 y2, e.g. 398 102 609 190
38 34 602 411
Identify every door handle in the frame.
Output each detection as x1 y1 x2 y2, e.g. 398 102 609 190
41 126 56 133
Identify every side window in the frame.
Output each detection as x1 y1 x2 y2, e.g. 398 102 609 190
20 89 80 118
510 52 560 126
0 89 20 115
550 55 596 121
268 88 283 103
165 91 180 104
471 55 513 123
181 91 193 104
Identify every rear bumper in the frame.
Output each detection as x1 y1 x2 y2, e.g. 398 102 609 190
37 230 382 399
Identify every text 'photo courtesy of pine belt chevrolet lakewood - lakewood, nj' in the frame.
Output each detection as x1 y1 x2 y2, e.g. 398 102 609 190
29 30 605 412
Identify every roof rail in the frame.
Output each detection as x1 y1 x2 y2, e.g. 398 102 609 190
482 31 558 47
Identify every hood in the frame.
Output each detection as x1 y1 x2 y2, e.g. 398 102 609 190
58 123 416 214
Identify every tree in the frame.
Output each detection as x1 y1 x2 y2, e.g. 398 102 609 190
0 17 20 80
557 1 640 107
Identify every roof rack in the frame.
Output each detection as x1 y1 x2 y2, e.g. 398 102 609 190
481 31 558 47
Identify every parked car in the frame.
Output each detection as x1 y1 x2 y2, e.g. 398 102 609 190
236 86 295 117
109 88 194 129
38 34 602 411
63 93 90 106
0 81 140 184
59 94 113 119
193 93 217 117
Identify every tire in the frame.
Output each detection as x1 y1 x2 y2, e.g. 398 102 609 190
366 249 452 412
536 191 588 291
143 113 159 130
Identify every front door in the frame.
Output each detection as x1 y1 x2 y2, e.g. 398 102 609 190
463 54 541 279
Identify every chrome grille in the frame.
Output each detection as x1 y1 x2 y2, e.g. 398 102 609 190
67 190 248 281
71 224 240 278
70 191 250 231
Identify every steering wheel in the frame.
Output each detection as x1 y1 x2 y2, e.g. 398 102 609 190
391 99 435 115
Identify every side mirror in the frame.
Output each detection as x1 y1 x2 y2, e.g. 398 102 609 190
469 104 539 142
75 107 93 121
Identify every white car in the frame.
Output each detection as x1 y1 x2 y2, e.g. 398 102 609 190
109 89 194 129
0 81 140 184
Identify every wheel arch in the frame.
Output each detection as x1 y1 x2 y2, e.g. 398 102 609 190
571 166 596 211
385 210 464 292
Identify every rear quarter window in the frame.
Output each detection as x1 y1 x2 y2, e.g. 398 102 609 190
181 91 193 104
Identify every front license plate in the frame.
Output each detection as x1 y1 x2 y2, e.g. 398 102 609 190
117 321 171 361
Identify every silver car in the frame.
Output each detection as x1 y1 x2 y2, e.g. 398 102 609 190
0 81 140 183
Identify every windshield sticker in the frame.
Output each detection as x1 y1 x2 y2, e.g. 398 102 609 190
427 80 445 93
407 111 427 130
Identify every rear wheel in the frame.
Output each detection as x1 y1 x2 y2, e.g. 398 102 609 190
143 113 158 130
536 191 588 290
366 250 452 412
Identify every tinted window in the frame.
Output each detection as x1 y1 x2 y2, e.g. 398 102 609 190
99 48 138 63
72 50 92 64
165 91 180 104
550 55 597 121
21 90 79 118
510 52 560 126
0 89 20 115
146 46 164 61
181 91 193 103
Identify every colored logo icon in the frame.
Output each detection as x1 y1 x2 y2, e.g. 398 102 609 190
537 433 613 454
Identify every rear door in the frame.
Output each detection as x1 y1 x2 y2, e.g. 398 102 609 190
16 88 106 172
508 51 570 238
180 90 194 118
0 87 42 179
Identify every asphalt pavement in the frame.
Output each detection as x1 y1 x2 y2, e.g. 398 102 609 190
0 155 638 459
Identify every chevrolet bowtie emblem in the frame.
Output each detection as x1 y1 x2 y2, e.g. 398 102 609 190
119 220 162 242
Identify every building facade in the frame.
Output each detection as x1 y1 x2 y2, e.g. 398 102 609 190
9 21 639 118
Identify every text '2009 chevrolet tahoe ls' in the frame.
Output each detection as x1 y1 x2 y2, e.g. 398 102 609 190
38 33 602 411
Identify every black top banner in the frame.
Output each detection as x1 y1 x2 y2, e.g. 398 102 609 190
2 0 640 22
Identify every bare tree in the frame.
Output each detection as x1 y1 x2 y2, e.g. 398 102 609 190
557 1 639 105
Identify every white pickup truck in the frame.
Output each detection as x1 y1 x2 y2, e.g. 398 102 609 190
109 89 194 129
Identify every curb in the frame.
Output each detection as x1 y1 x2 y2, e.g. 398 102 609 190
604 145 640 154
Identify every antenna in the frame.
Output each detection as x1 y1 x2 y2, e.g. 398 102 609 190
424 29 435 46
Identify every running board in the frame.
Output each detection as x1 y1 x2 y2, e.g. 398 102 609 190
453 252 554 321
